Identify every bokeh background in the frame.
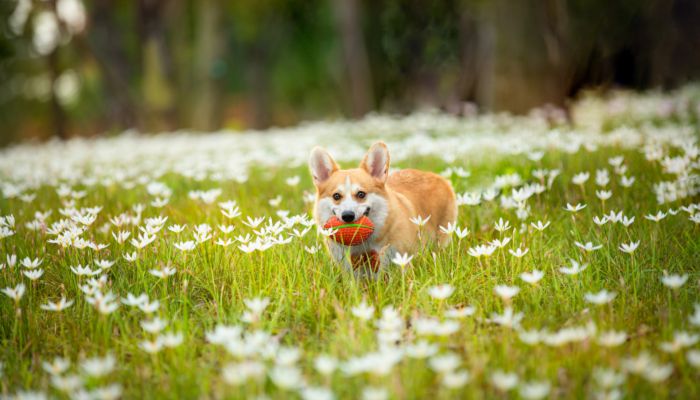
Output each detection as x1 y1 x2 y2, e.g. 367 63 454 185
1 0 700 145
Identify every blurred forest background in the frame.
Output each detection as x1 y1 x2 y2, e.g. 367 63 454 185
1 0 700 145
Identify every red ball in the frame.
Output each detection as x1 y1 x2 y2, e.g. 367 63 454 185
323 215 374 246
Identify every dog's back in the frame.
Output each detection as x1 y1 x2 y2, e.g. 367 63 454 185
388 168 457 243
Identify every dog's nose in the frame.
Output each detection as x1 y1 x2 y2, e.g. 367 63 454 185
341 211 356 223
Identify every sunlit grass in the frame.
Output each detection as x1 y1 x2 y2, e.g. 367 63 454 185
1 89 700 399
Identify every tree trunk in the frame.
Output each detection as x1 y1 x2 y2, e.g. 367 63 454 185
138 0 176 131
191 0 223 131
88 0 138 130
479 0 569 112
248 41 271 129
48 49 67 139
331 0 373 117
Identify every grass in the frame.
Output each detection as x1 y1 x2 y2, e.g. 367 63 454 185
1 90 700 399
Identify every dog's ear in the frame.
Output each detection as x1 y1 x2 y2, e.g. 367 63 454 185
309 146 339 186
360 142 390 182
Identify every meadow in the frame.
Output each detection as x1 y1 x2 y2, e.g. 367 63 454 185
1 86 699 399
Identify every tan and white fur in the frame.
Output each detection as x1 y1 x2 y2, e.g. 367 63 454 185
309 141 457 275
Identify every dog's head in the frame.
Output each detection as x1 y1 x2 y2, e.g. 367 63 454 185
309 142 390 231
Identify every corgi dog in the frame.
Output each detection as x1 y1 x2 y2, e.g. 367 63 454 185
309 141 457 275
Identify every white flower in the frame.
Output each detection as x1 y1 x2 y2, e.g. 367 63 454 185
520 270 544 285
304 245 320 254
140 317 167 333
444 306 475 319
689 213 700 224
42 357 70 375
275 346 301 366
149 266 176 278
642 363 672 382
575 241 602 252
409 215 431 227
23 268 44 280
51 374 82 392
174 241 196 251
644 211 667 222
428 284 454 300
428 353 460 373
300 386 335 400
95 259 115 269
518 329 542 345
215 238 234 247
490 370 518 391
351 302 375 321
159 332 184 347
606 210 623 223
490 236 511 248
593 215 608 226
269 365 304 389
488 307 523 328
121 292 148 306
391 252 413 268
361 386 388 400
139 338 164 354
508 247 529 258
454 227 470 239
687 349 700 368
661 273 688 289
559 259 588 275
596 169 610 186
519 381 551 400
592 367 625 388
244 297 270 315
620 176 635 187
268 195 283 207
243 216 265 228
71 264 101 276
20 257 43 269
285 176 300 186
596 190 612 200
81 354 116 377
441 370 470 388
168 224 186 233
572 172 590 185
468 244 497 258
2 283 26 302
314 355 338 376
585 289 616 305
494 218 511 232
597 330 627 347
608 156 624 167
530 220 550 231
439 222 456 235
620 215 635 227
565 203 587 212
618 241 640 254
205 324 243 345
659 331 699 353
689 304 700 326
40 297 74 311
494 285 520 301
405 340 439 359
222 360 266 385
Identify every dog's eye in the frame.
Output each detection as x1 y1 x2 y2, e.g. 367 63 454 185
332 193 342 201
356 191 366 199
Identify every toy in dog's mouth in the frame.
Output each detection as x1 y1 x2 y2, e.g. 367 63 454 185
323 215 374 246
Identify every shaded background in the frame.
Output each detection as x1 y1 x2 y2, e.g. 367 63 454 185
1 0 700 145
